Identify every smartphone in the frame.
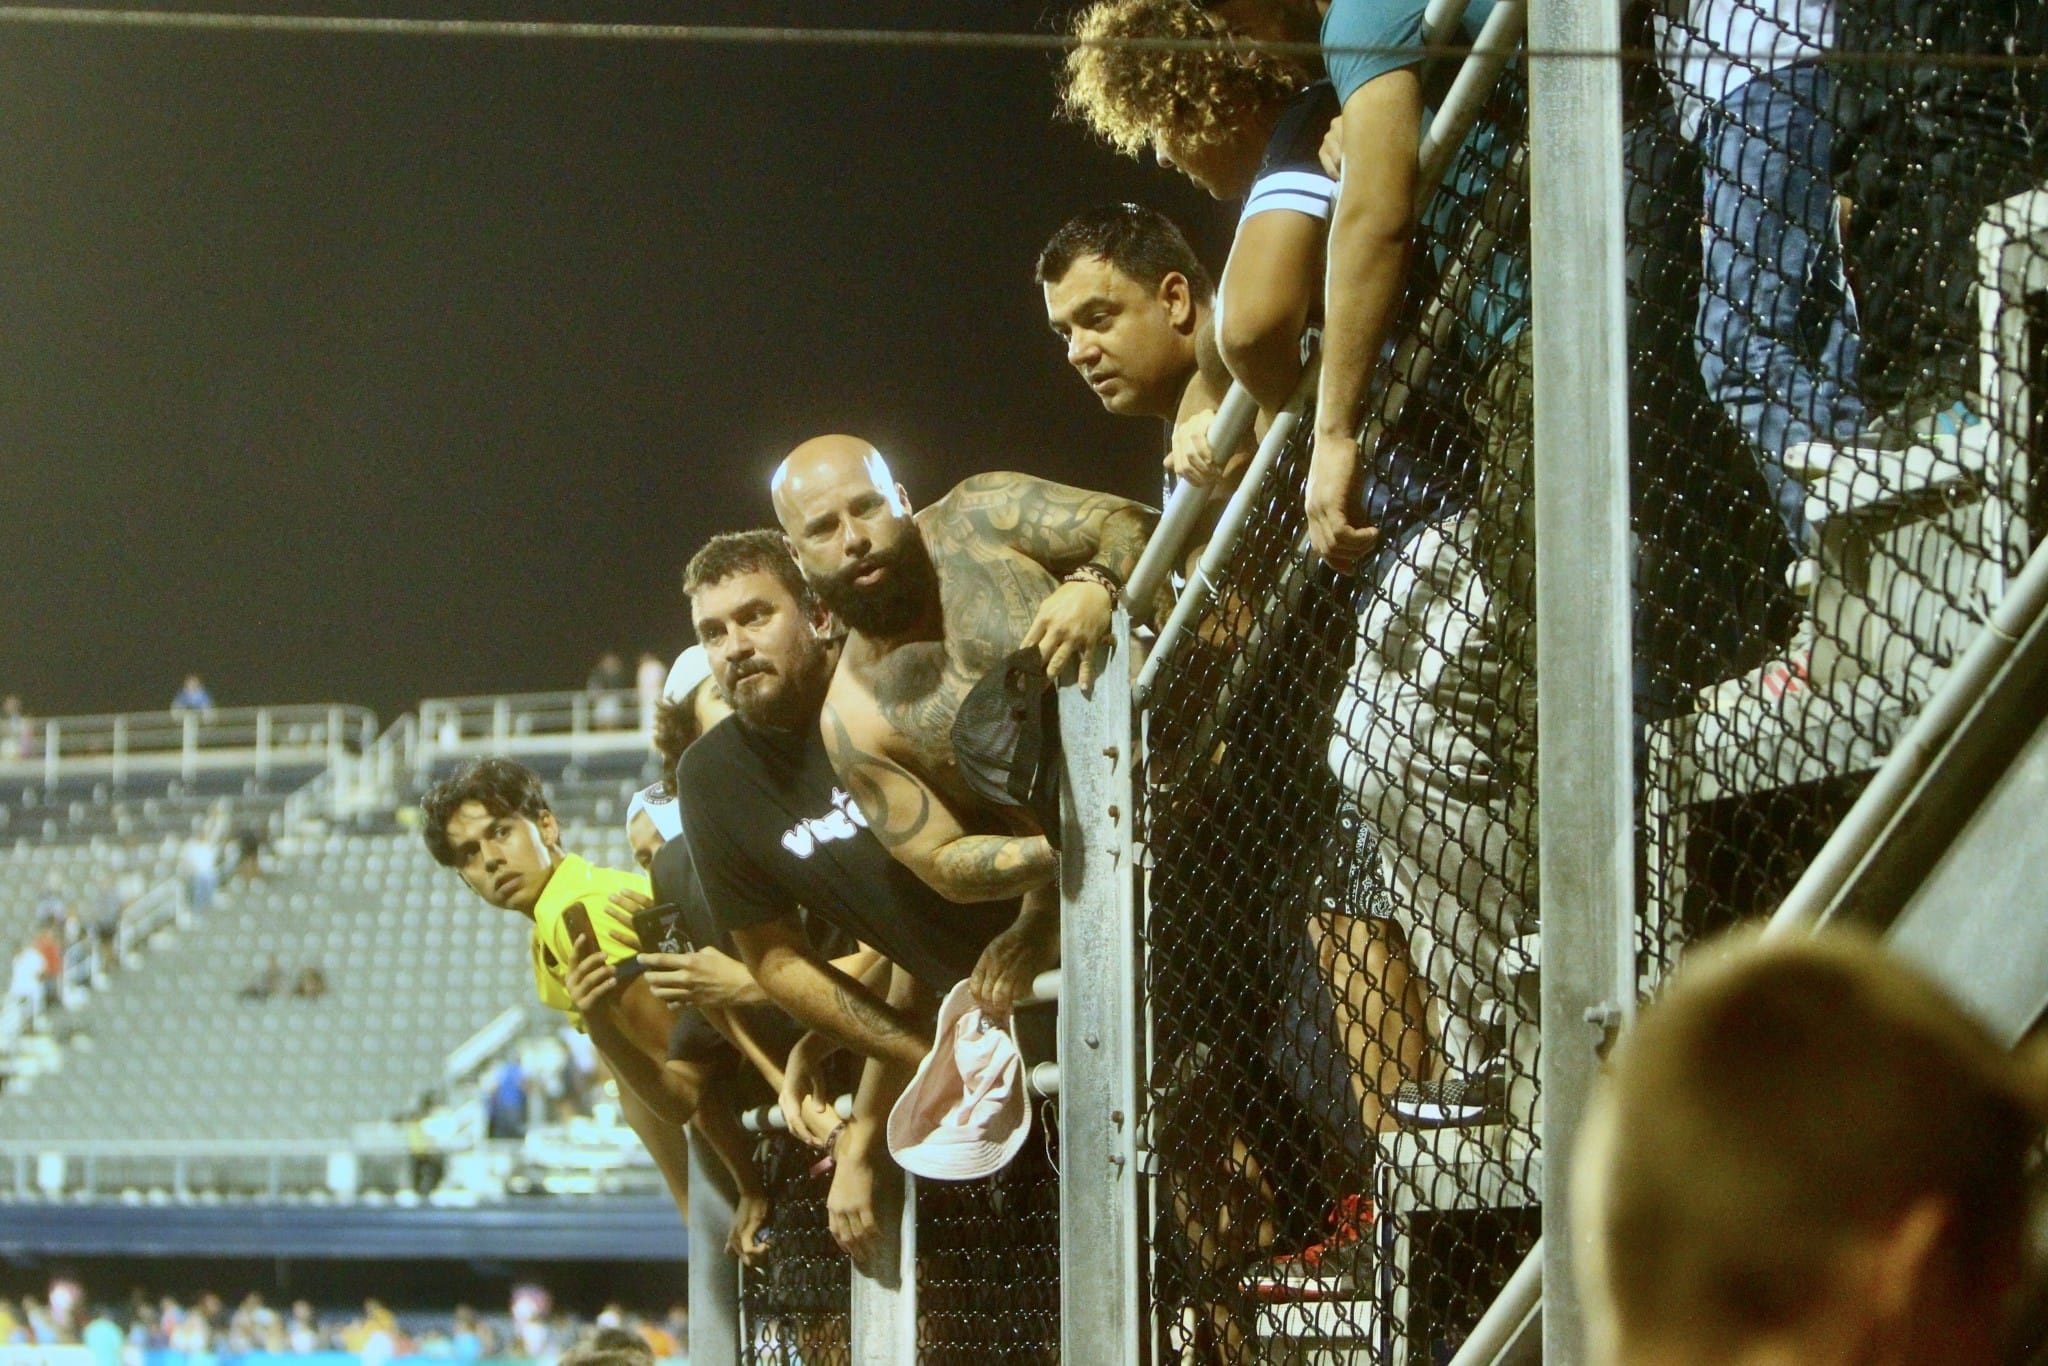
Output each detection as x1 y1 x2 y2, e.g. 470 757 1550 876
612 901 690 985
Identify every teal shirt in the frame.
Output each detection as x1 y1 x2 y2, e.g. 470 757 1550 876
1321 0 1528 356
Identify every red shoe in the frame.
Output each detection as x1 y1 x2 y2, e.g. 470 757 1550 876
1244 1194 1374 1300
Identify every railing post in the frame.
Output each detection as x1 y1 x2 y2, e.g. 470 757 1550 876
687 1129 741 1366
181 711 198 784
255 709 271 782
111 716 127 790
1057 611 1144 1366
43 720 59 794
493 699 511 749
326 707 343 775
1527 0 1635 1355
850 1172 917 1363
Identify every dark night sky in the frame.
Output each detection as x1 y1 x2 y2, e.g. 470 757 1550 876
0 2 1228 725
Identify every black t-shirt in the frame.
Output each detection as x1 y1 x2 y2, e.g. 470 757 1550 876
677 717 1014 992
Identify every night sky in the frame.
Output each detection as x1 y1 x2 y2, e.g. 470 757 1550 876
0 2 1227 725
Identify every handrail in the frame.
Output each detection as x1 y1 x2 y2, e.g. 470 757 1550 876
0 703 378 791
1123 383 1262 618
1135 360 1319 707
740 1093 856 1135
445 1006 528 1084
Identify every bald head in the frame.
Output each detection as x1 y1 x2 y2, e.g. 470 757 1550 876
774 434 937 639
771 435 907 530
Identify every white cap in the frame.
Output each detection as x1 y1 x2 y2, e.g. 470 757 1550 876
885 979 1031 1181
663 645 713 705
624 782 684 843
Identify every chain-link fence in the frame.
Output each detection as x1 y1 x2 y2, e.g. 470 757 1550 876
739 1134 850 1366
1120 2 2044 1361
914 1104 1063 1363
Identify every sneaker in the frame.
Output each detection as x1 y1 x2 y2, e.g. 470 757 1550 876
1784 411 1988 532
1392 1068 1504 1128
1245 1194 1374 1299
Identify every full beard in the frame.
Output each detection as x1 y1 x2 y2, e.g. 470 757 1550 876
813 531 941 638
728 641 830 732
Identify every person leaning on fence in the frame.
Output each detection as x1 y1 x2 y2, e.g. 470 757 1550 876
1575 928 2047 1365
648 645 731 800
1201 0 1538 1118
419 757 771 1249
1061 0 1436 1146
773 436 1162 1010
1036 204 1254 496
673 531 1016 1264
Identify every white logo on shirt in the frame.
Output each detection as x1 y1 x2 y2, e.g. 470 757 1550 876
780 787 869 860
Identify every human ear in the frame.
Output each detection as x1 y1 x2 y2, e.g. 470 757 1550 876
1161 272 1196 331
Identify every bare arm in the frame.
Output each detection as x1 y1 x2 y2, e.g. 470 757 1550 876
1309 71 1423 573
1219 209 1327 413
822 694 1055 904
614 1079 698 1221
944 472 1156 586
733 915 929 1070
828 964 925 1266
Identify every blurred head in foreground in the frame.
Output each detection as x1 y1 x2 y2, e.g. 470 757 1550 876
1574 929 2046 1366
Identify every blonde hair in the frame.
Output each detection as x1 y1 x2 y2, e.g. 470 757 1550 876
1589 928 2048 1341
1060 0 1312 158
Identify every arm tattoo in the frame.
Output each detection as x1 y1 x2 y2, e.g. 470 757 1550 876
822 701 931 851
930 835 1056 901
947 473 1159 580
830 975 913 1044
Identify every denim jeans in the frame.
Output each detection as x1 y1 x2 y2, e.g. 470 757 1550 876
1697 61 1866 549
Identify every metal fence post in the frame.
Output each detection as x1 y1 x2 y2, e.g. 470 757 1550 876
687 1128 741 1366
1527 0 1635 1356
1057 612 1144 1366
850 1171 918 1363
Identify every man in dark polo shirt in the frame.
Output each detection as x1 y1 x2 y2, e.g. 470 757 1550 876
675 530 1014 1262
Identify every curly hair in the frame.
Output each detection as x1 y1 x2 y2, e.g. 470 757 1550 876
1060 0 1312 158
420 757 550 867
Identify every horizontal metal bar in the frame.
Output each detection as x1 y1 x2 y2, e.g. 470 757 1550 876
1028 1061 1061 1099
1017 969 1063 1006
741 1093 856 1135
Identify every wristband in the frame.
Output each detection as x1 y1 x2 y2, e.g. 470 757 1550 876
1064 563 1123 604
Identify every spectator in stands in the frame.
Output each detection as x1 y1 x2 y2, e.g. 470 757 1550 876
650 646 731 798
286 1301 324 1355
559 1325 653 1366
2 695 28 760
170 674 213 713
5 940 41 1025
1061 1 1331 416
33 876 65 929
180 821 220 915
237 954 284 1002
634 651 666 733
231 824 266 885
1575 930 2047 1365
1037 204 1248 497
30 923 61 1010
773 438 1149 909
88 872 123 962
674 530 1015 1261
1654 0 1867 553
587 651 629 731
289 963 327 1000
420 757 770 1244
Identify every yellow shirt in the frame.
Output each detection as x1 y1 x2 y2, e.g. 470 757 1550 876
529 852 650 1030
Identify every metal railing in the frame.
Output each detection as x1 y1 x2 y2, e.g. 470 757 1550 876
0 704 377 792
414 690 654 779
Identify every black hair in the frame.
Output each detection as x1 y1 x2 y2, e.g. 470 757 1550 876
1034 202 1215 299
420 757 550 867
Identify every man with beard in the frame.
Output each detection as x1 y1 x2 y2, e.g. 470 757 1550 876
770 436 1155 997
674 530 1017 1262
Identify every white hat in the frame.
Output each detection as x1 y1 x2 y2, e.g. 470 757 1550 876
663 645 713 705
886 979 1031 1181
624 782 684 843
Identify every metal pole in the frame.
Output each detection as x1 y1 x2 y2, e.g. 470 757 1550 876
686 1128 741 1366
1057 611 1144 1366
850 1173 917 1364
1123 383 1260 617
256 709 271 782
1528 0 1632 1354
43 720 59 794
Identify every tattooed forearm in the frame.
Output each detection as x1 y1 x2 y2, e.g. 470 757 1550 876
830 975 915 1045
946 472 1159 574
821 701 930 850
929 834 1057 902
1092 504 1152 582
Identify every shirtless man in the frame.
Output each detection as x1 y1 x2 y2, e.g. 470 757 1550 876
770 436 1157 1006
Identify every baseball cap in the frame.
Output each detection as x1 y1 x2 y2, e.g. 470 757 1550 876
949 647 1062 849
886 979 1032 1182
663 645 713 705
624 782 684 843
